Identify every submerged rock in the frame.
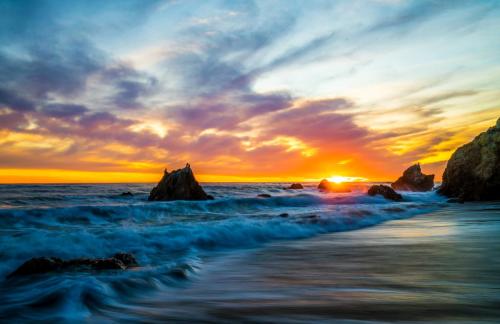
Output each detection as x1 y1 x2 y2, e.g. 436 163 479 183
317 179 351 193
367 185 403 201
8 253 138 278
439 118 500 201
257 193 272 198
119 191 133 197
391 164 434 191
148 163 210 201
287 183 304 189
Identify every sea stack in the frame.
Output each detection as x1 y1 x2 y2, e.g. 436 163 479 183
148 163 211 201
317 179 351 193
391 164 434 191
367 185 403 201
287 183 304 189
439 118 500 201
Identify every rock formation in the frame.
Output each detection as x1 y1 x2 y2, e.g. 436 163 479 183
367 185 403 201
257 193 272 198
287 183 304 189
317 179 351 193
439 118 500 201
391 164 434 191
148 163 211 201
8 253 138 278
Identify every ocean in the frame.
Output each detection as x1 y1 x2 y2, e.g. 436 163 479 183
0 183 499 322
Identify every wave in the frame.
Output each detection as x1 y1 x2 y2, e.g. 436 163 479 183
0 185 448 321
0 191 446 278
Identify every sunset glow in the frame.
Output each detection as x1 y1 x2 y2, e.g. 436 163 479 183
327 176 367 184
1 1 499 183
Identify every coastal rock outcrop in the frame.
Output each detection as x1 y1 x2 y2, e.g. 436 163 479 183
148 163 211 201
439 118 500 201
317 179 351 193
367 185 403 201
8 253 138 278
287 183 304 189
391 164 434 191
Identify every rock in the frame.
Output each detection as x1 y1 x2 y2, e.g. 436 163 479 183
318 179 330 191
112 252 139 267
257 194 272 198
439 118 500 201
120 191 133 197
8 257 64 277
391 163 434 191
367 185 403 201
447 198 465 204
287 183 304 189
317 179 351 193
8 253 138 278
148 163 210 201
279 213 289 217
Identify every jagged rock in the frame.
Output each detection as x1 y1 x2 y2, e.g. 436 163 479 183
367 185 403 201
8 253 138 278
391 164 434 191
287 183 304 189
148 163 210 201
439 118 500 201
257 194 272 198
120 191 133 197
317 179 351 193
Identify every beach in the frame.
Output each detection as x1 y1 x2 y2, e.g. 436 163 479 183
1 184 499 322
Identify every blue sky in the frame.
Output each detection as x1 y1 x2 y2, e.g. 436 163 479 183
0 0 499 182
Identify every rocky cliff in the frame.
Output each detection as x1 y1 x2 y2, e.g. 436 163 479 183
439 118 500 201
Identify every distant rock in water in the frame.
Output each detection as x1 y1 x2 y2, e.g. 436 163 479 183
317 179 351 193
8 253 138 278
287 183 304 189
367 185 403 201
120 191 133 197
439 118 500 201
257 193 272 198
148 163 210 201
391 164 434 191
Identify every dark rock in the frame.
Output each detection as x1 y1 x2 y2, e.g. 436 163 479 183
367 185 403 201
148 163 210 201
391 163 434 191
439 118 500 201
447 198 465 204
113 252 139 267
318 179 330 190
257 194 272 198
279 213 289 217
120 191 133 197
8 257 64 277
317 179 351 193
8 253 138 278
207 194 215 200
287 183 304 189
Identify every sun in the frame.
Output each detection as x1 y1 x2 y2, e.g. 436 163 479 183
328 176 349 183
327 176 368 183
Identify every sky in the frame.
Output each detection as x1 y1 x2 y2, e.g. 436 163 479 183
0 0 499 183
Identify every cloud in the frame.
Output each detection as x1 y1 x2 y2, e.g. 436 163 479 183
0 88 35 112
41 103 89 119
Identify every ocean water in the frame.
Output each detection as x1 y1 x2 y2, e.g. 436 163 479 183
0 183 499 322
